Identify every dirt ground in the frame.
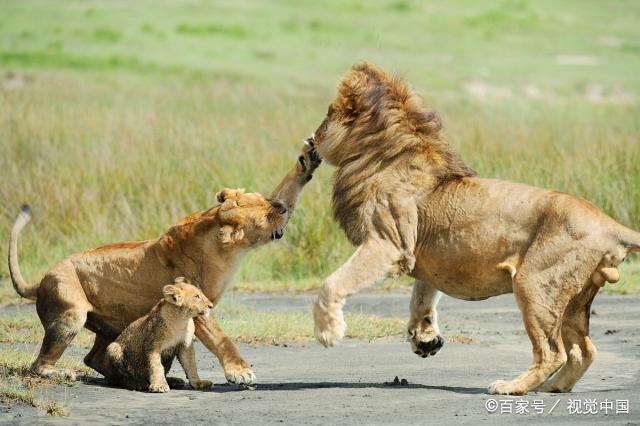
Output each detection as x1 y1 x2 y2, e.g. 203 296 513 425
1 292 638 425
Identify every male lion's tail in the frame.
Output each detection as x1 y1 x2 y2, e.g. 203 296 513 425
619 226 640 254
8 205 38 300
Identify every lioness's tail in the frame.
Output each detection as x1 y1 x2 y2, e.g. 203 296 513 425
8 205 38 300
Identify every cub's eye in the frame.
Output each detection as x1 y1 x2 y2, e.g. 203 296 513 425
196 294 201 299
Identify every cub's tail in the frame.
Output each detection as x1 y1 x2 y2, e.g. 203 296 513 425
8 205 38 300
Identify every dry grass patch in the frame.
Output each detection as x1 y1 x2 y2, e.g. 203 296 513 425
0 348 89 416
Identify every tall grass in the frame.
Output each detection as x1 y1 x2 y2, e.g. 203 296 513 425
1 0 639 287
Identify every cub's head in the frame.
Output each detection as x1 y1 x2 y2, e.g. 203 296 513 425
214 188 288 248
163 277 213 318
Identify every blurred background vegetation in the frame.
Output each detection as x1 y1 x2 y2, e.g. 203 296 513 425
1 0 639 292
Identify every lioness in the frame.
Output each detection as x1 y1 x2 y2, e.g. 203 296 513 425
311 62 640 395
103 277 213 392
9 141 321 384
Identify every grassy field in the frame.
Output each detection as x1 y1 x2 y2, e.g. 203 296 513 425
1 0 639 289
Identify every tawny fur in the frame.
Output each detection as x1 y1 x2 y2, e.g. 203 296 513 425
103 278 213 392
8 141 321 384
311 61 640 395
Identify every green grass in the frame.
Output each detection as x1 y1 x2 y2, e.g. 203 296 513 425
0 0 639 292
0 298 414 345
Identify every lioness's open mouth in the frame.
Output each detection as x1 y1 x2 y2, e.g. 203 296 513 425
272 225 284 240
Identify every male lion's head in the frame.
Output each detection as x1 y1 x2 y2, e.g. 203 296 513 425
313 61 445 167
214 188 288 247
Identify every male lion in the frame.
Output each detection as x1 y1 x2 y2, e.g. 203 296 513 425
311 62 640 395
9 141 320 385
104 277 213 393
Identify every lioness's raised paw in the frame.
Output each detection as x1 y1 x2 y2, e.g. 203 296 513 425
298 135 322 181
488 379 527 396
224 365 256 385
312 297 346 347
149 381 170 393
190 379 213 390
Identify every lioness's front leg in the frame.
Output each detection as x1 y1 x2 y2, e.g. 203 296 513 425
194 316 255 385
313 238 411 347
408 280 444 358
270 136 322 218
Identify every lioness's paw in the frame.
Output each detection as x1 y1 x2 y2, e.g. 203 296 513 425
488 379 527 396
35 366 77 381
149 382 170 393
224 365 256 385
190 379 213 390
312 298 346 347
298 135 322 180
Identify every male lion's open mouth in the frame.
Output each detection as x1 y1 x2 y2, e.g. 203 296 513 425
272 225 284 240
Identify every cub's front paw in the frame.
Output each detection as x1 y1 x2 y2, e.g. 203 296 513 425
313 297 346 347
190 379 213 390
224 364 256 385
148 381 170 393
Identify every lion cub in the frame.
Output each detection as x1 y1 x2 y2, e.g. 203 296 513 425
104 277 213 393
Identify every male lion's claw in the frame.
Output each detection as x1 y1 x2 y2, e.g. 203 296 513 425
224 367 256 385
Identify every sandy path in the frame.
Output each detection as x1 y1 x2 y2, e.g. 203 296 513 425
1 293 638 425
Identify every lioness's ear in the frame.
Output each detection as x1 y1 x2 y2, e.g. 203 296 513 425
163 284 184 306
216 188 245 203
217 225 245 244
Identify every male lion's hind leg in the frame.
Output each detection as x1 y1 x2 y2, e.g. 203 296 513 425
537 284 599 393
408 280 444 358
487 257 599 395
314 239 408 347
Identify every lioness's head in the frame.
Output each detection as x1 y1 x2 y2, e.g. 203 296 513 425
313 61 444 167
215 188 288 247
163 277 213 318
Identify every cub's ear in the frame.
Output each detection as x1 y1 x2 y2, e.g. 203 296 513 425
174 276 190 285
217 225 245 245
216 188 245 203
163 284 184 306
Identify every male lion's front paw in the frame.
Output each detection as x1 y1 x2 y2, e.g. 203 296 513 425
313 297 346 347
148 381 170 393
224 365 256 385
411 335 445 358
488 379 527 396
190 379 213 390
